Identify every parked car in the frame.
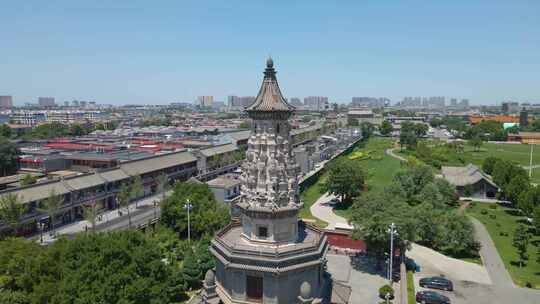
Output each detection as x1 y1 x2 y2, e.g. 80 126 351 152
416 291 451 304
419 276 453 291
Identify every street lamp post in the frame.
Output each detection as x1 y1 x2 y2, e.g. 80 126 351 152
184 199 193 243
153 200 157 220
388 222 398 285
37 222 44 244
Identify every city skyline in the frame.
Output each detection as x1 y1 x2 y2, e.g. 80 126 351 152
1 1 539 105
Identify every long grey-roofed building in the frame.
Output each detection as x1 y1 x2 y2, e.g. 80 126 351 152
0 150 198 236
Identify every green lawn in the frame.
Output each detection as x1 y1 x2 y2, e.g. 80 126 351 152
334 137 402 219
299 137 403 224
466 202 540 288
399 141 540 183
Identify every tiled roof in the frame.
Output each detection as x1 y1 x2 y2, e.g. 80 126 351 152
120 151 196 176
99 169 130 183
64 174 105 190
4 181 71 204
199 144 237 157
442 164 498 188
245 59 294 113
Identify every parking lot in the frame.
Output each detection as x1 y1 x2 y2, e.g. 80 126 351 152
409 243 540 304
326 253 400 304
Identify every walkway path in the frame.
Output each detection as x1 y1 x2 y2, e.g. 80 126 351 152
385 147 407 162
310 192 350 230
37 191 170 244
470 217 514 288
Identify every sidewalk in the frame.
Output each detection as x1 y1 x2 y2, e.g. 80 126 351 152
36 190 171 244
310 192 351 230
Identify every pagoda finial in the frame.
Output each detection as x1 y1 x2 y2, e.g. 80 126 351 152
266 56 274 68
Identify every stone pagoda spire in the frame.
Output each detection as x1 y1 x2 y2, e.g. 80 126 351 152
208 59 328 304
237 58 302 243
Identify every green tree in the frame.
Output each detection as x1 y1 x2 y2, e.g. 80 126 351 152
322 157 366 204
379 120 393 136
413 123 429 137
54 231 183 303
469 136 483 152
390 165 435 206
399 131 417 150
131 175 144 208
532 206 540 235
517 185 540 217
94 123 106 131
183 249 201 289
482 156 500 175
505 175 530 205
20 174 37 185
512 224 531 268
238 121 250 129
69 124 86 136
83 203 98 233
360 122 374 138
38 189 63 236
161 182 230 239
0 136 19 176
0 193 27 237
117 183 132 228
0 124 12 137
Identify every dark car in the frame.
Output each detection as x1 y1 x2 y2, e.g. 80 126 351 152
419 276 453 291
416 291 451 304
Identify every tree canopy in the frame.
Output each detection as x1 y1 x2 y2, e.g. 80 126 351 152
0 231 186 304
379 120 393 136
322 157 366 204
350 164 477 261
161 182 230 239
0 136 19 177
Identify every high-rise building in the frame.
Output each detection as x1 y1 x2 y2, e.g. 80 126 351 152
304 96 328 111
502 101 520 113
459 99 470 109
205 59 327 304
289 97 303 106
351 97 389 108
198 96 214 108
520 108 529 127
228 96 256 109
0 96 13 108
450 98 458 106
38 97 56 107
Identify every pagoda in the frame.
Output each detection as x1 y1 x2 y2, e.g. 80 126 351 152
203 58 328 304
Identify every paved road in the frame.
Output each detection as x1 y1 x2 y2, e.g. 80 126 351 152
470 217 514 287
309 192 351 230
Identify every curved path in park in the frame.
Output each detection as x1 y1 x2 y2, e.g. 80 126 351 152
310 192 350 230
385 147 408 162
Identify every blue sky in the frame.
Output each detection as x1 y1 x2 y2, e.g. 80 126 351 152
1 1 539 105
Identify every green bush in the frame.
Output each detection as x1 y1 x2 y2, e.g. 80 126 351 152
480 209 488 215
379 284 394 299
489 214 497 219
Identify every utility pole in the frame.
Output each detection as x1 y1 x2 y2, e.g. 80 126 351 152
388 222 398 285
184 199 193 243
529 144 534 178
